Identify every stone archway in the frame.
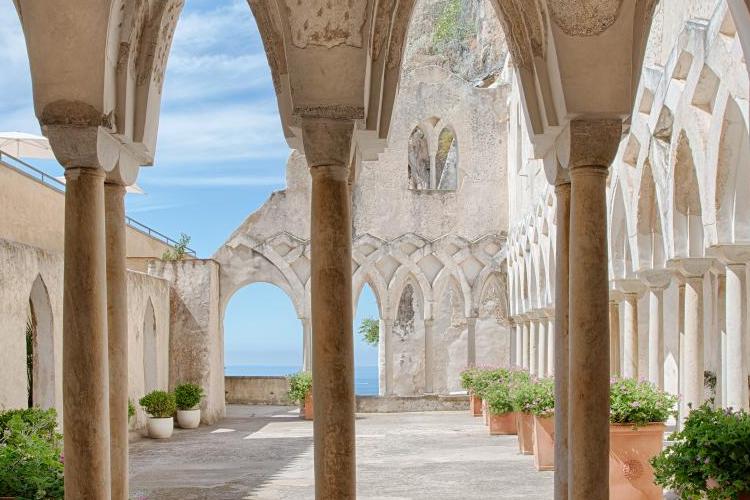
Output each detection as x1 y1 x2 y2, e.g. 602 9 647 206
143 298 158 394
28 275 55 409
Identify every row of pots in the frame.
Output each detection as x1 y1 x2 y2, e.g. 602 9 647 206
471 394 665 499
146 409 201 439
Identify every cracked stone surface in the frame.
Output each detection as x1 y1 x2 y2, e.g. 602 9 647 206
129 405 553 499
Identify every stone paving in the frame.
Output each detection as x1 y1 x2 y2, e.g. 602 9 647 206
130 405 553 499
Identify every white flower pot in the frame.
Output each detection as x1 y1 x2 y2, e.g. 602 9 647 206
147 417 174 439
176 408 201 429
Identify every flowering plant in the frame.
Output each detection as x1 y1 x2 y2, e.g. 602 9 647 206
508 372 536 413
527 378 555 418
472 367 511 400
651 404 750 499
485 381 514 415
609 378 676 426
459 367 480 392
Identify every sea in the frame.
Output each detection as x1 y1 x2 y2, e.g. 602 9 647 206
225 365 380 396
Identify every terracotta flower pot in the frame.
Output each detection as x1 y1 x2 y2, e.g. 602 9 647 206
489 412 517 435
533 415 555 471
609 423 665 500
470 393 482 417
302 393 314 421
516 412 535 455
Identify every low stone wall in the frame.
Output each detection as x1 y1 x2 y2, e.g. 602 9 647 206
356 395 469 413
225 376 291 405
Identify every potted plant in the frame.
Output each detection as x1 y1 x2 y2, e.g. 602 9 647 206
651 404 750 499
288 371 313 420
509 371 536 455
485 380 517 435
460 367 482 417
529 378 555 471
139 390 177 439
175 383 204 429
609 378 677 500
474 368 510 426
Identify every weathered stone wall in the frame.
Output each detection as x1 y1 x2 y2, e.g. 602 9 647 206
225 376 291 405
0 238 170 430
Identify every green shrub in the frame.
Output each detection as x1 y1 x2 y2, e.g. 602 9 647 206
139 390 176 418
358 318 379 347
651 404 750 499
288 371 313 404
459 367 480 392
485 381 514 416
509 372 537 413
473 368 511 400
128 399 136 420
610 378 677 427
527 378 555 418
174 383 204 411
0 408 64 499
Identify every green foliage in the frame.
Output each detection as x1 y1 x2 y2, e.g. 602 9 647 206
139 390 176 418
651 404 750 499
485 381 514 416
459 367 480 391
472 368 511 399
26 317 34 408
527 378 555 418
174 383 204 411
162 233 192 261
358 318 379 347
509 371 537 413
288 371 313 404
431 0 475 50
0 408 64 499
609 378 677 426
128 399 136 420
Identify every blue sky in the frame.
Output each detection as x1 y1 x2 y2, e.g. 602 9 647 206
0 0 378 370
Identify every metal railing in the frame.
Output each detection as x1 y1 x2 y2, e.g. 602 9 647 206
0 151 196 256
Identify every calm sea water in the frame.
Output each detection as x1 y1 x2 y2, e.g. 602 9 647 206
225 365 380 396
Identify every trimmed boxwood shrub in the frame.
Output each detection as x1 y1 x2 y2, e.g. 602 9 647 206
139 390 177 418
174 383 204 411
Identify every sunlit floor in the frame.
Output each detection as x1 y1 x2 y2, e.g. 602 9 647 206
129 405 553 499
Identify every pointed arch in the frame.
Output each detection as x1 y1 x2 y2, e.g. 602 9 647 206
435 126 458 190
636 161 666 269
476 272 511 368
28 275 55 409
673 131 704 257
143 298 158 394
390 277 426 396
432 274 467 394
408 126 430 190
610 181 631 278
715 97 750 243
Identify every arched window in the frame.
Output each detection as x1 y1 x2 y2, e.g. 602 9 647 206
408 126 430 190
435 127 458 190
27 276 55 409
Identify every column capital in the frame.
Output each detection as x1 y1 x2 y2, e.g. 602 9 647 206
538 307 555 319
667 257 715 279
708 244 750 265
301 117 354 169
611 278 645 296
637 269 672 290
558 118 622 171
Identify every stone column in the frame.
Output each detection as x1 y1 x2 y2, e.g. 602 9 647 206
522 316 530 369
567 119 621 500
638 270 672 388
537 311 547 377
553 177 570 500
105 182 128 500
425 318 435 393
304 118 356 498
466 316 477 368
670 258 714 411
711 245 750 410
301 317 312 372
613 279 644 379
63 167 112 498
529 315 539 376
545 313 555 376
381 319 394 396
514 318 523 367
608 293 621 377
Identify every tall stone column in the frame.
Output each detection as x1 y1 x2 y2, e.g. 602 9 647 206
105 182 128 500
301 317 312 372
608 293 621 377
553 177 570 500
670 258 713 411
63 167 112 498
711 245 750 410
425 318 435 393
613 279 644 379
381 319 394 395
545 313 555 376
638 270 672 388
529 315 539 376
522 316 530 369
567 119 621 500
514 318 523 367
304 118 356 498
466 316 477 368
537 311 547 377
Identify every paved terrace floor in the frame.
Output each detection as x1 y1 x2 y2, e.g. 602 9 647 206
129 405 553 499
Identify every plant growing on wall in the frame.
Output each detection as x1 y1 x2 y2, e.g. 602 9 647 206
358 318 379 347
139 390 176 418
175 383 204 411
431 0 476 52
162 233 191 261
288 372 313 404
651 404 750 499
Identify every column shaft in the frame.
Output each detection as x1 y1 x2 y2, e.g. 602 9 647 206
554 180 571 500
568 165 609 500
105 183 128 500
609 300 621 376
383 320 394 395
522 320 530 369
725 263 748 409
425 319 434 393
647 288 664 388
515 322 523 367
622 294 638 379
63 168 111 498
529 318 538 376
683 276 705 409
302 318 312 372
467 316 477 367
546 317 555 376
537 318 547 377
310 164 355 498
